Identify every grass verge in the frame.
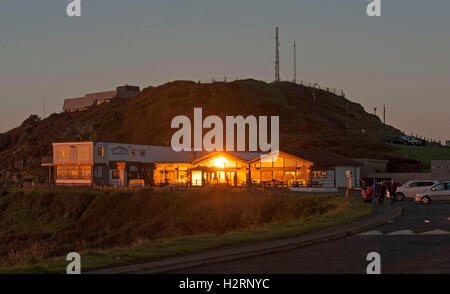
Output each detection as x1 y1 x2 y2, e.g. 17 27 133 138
0 192 373 274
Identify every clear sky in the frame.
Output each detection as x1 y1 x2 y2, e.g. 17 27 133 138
1 0 449 142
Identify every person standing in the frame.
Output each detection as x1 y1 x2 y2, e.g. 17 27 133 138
389 180 397 206
361 179 367 199
377 181 386 207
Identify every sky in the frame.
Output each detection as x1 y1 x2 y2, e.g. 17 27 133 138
0 0 449 143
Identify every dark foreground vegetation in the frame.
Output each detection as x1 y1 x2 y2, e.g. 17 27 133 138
0 189 373 273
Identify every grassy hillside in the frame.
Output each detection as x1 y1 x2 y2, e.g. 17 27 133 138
394 144 450 171
0 79 407 184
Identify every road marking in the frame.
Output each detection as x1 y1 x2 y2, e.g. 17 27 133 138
358 229 450 236
386 230 415 235
358 230 383 236
419 229 450 235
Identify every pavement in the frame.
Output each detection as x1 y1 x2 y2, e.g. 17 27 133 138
170 200 450 274
88 199 401 274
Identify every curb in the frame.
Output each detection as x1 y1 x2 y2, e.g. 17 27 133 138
88 205 402 274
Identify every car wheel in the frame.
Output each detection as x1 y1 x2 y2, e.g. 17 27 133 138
395 193 404 201
421 196 431 204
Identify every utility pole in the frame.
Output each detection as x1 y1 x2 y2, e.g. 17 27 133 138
274 27 280 82
346 101 349 130
43 90 46 120
293 40 296 83
382 103 386 141
313 82 318 105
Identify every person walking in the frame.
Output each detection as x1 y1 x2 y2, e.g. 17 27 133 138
377 181 386 207
389 180 397 206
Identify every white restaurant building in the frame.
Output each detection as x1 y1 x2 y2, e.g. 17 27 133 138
42 142 361 190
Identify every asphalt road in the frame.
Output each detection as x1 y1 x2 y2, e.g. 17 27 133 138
171 201 450 274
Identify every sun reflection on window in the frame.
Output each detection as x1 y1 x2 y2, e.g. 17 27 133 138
213 157 226 168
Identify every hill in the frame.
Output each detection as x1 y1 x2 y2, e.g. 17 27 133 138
0 79 415 185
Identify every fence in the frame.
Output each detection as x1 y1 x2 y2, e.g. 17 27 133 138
197 77 346 97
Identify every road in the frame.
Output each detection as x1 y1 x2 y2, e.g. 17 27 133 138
170 201 450 274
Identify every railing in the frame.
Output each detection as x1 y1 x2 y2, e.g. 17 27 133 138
196 77 346 97
41 156 53 164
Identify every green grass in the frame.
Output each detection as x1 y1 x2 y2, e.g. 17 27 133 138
394 144 450 170
0 193 373 274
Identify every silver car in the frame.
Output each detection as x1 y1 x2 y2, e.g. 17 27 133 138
396 180 439 200
415 181 450 204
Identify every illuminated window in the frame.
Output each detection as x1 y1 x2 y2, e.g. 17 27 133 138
261 159 272 168
312 171 328 179
214 157 226 168
112 170 120 179
57 166 91 179
192 171 202 186
201 156 238 169
131 150 137 157
273 156 284 168
285 158 297 168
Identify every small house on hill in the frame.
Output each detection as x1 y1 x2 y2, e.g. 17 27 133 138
63 85 140 112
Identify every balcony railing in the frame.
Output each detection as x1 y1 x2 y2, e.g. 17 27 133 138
41 156 53 165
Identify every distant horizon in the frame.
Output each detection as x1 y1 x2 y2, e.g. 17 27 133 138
1 1 449 143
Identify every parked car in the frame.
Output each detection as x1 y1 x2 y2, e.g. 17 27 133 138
415 181 450 204
405 136 425 146
395 180 440 200
362 177 392 200
388 136 409 145
388 136 425 146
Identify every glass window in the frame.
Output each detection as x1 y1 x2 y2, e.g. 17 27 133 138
94 166 103 178
261 159 272 168
434 184 445 191
97 147 104 157
273 170 284 181
419 182 434 187
77 146 89 161
285 158 297 168
312 171 327 179
273 156 284 168
140 150 146 157
131 150 137 157
57 148 70 161
112 170 120 179
261 171 272 181
201 156 238 169
57 166 91 179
